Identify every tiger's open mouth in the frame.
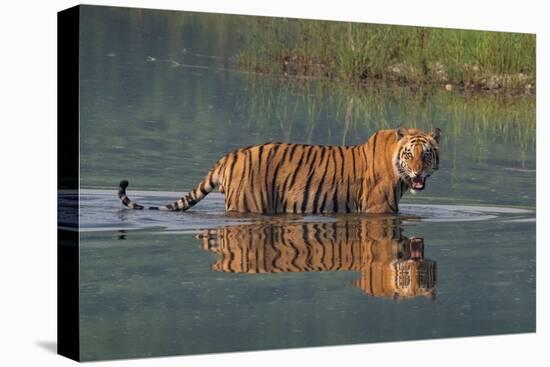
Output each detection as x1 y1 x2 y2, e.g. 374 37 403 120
409 176 426 190
397 237 425 261
409 237 424 260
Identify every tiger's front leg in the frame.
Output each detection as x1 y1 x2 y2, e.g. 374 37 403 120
364 182 401 214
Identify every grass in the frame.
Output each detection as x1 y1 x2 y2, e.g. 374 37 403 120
236 18 536 92
237 76 535 156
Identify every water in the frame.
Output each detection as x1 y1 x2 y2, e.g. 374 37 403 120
75 6 536 361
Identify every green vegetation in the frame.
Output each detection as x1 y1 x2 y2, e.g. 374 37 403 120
237 18 536 92
239 77 535 154
78 6 535 195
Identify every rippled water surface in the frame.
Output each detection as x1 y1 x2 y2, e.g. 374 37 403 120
74 6 536 361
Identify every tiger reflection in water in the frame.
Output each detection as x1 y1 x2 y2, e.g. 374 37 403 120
197 219 436 300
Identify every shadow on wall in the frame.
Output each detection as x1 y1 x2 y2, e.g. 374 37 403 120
36 341 57 354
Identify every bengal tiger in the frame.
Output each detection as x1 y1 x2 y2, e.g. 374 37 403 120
118 127 440 214
197 219 436 300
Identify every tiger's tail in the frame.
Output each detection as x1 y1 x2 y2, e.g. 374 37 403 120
118 162 223 211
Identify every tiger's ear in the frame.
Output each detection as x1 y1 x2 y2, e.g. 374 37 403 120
429 128 441 144
396 126 408 141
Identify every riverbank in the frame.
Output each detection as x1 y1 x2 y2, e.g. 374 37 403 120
236 19 535 93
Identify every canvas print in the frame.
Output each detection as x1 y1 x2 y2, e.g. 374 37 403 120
58 5 536 362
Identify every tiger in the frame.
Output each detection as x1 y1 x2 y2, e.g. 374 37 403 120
197 219 436 300
118 126 440 214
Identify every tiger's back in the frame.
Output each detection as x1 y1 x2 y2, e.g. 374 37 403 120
220 143 369 214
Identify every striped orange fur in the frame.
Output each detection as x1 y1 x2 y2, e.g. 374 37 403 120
198 220 436 299
118 127 441 214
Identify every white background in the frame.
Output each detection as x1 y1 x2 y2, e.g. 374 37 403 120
0 0 546 365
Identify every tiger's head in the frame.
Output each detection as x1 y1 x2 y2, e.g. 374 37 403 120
393 127 441 193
